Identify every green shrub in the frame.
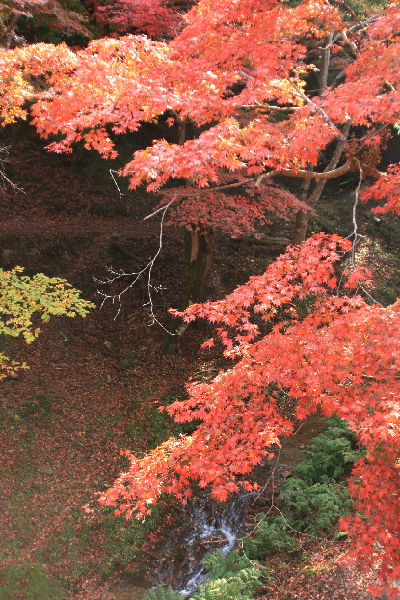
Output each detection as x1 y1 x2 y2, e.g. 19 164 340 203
279 478 354 534
190 550 262 600
244 514 295 558
245 417 363 557
293 417 362 484
191 567 261 600
143 585 183 600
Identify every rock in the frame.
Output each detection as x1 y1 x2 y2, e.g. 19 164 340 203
38 466 54 475
281 468 294 478
3 249 13 260
253 496 269 506
120 358 135 369
103 340 113 352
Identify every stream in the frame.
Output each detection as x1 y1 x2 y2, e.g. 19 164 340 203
153 490 256 595
103 415 329 600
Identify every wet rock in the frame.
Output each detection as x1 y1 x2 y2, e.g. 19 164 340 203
102 578 147 600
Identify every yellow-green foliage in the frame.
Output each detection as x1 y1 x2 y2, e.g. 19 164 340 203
0 267 94 377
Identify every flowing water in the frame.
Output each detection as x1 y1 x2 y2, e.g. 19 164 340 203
157 491 255 595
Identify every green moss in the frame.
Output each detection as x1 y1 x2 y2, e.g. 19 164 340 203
0 562 66 600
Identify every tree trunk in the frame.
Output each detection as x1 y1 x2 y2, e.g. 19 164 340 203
0 13 19 49
292 208 310 246
291 34 351 246
162 114 217 352
291 121 352 245
161 224 214 354
184 225 214 307
292 169 313 245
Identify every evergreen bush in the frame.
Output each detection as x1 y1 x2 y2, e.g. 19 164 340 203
245 417 363 556
143 585 183 600
190 550 262 600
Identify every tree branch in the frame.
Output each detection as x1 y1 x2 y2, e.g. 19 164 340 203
143 157 382 216
289 79 346 140
0 13 19 48
240 103 300 112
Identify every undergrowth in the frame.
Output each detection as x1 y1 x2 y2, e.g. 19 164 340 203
244 417 363 559
146 417 364 600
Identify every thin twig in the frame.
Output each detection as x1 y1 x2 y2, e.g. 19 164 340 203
0 146 26 194
241 103 300 112
347 160 363 265
96 196 178 335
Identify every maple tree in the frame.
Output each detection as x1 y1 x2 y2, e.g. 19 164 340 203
0 0 399 302
93 0 194 40
0 0 400 595
99 233 400 598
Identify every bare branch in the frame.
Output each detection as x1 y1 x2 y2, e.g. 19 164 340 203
289 79 347 140
96 196 178 335
0 13 19 48
305 120 352 209
0 145 25 194
143 156 382 208
144 196 178 220
341 30 359 56
348 160 364 265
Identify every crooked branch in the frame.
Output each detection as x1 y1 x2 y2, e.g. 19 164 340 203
143 159 383 220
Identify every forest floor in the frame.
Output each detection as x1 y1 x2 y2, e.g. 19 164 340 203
1 122 400 600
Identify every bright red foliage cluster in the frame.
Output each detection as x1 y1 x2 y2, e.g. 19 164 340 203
1 0 400 232
93 0 185 39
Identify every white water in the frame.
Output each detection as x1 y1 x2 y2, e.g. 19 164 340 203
178 501 238 595
171 492 255 596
